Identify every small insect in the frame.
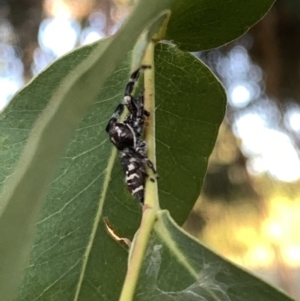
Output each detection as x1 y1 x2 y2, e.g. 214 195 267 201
106 66 158 203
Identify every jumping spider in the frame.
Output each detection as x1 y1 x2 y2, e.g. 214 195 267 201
105 66 158 204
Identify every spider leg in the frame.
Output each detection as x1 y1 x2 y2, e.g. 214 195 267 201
122 70 141 115
124 65 152 98
138 93 150 117
136 152 158 179
144 110 150 117
105 103 124 132
136 92 150 118
136 92 143 117
123 66 152 115
134 143 159 177
144 157 158 176
125 92 146 137
124 69 140 97
130 92 150 122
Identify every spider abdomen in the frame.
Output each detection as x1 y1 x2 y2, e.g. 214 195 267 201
121 154 147 203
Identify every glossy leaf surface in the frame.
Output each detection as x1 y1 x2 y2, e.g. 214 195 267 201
166 0 276 51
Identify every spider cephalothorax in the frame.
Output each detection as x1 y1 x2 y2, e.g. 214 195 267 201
105 66 157 203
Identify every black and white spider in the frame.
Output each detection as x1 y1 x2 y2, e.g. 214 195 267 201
105 66 157 203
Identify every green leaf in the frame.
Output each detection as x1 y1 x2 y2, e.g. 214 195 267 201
11 41 129 301
0 2 173 299
0 39 111 301
154 43 225 224
0 0 279 300
134 210 295 301
0 42 225 300
166 0 276 51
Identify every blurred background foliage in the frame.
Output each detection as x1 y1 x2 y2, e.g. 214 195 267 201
0 0 299 299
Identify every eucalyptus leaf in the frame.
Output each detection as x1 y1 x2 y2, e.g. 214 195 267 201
0 0 281 300
135 210 295 301
0 0 175 298
13 41 131 301
166 0 276 51
11 41 225 300
154 43 225 224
